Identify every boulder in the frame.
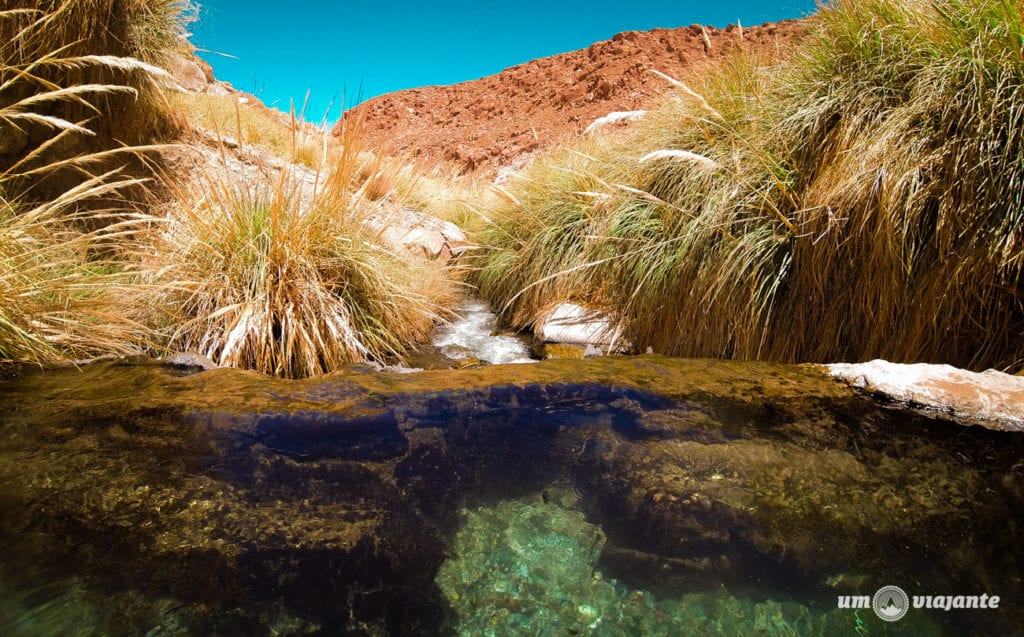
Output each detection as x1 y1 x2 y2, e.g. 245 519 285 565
166 53 208 93
536 302 625 350
163 351 218 371
382 226 449 260
372 206 470 262
194 55 216 84
827 359 1024 430
204 81 234 97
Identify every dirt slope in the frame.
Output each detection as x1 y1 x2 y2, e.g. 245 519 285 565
336 20 807 177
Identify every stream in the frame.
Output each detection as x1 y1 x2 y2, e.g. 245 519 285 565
403 298 534 370
0 347 1022 634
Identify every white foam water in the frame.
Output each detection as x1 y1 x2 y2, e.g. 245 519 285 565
433 299 534 365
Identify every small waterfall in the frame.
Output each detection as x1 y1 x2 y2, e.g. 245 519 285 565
402 298 534 370
432 299 534 365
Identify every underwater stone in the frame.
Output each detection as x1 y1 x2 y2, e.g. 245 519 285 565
0 356 1021 634
436 495 944 635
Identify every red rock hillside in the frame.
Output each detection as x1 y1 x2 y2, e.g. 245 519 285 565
335 20 807 177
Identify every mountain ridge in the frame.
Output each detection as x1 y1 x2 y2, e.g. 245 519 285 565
335 19 807 176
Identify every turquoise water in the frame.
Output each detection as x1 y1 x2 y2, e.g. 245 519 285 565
438 496 881 636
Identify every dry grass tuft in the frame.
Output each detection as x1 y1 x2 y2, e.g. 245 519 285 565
141 128 457 378
1 2 463 373
169 92 332 168
1 0 194 149
0 2 186 364
474 0 1024 372
0 184 153 363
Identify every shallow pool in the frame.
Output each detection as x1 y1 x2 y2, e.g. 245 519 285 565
0 357 1020 635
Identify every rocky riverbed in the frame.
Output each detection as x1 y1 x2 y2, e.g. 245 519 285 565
0 356 1021 635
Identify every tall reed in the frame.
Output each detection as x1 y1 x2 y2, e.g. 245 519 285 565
474 0 1024 372
1 0 193 149
0 2 191 364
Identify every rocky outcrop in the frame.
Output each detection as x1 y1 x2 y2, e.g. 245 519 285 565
166 53 209 93
371 204 470 262
828 359 1024 431
337 20 806 176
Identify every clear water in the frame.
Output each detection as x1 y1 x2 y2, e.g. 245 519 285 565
440 496 836 636
0 358 1021 636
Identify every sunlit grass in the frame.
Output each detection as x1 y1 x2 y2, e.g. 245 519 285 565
141 126 458 378
0 184 153 363
473 0 1024 372
0 2 467 372
0 2 189 364
169 92 332 168
1 0 194 148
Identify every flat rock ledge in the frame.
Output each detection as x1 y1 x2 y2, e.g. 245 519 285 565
827 359 1024 431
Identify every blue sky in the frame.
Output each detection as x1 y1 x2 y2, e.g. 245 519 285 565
191 1 818 122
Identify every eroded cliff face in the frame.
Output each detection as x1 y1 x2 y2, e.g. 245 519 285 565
337 20 806 176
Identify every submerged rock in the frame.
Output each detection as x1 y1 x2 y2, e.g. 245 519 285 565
0 356 1021 634
438 496 942 636
532 342 608 360
437 497 608 633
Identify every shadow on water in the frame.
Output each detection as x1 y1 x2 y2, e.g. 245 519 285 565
0 357 1022 635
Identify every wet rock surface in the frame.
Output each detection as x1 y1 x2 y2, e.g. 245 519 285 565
0 356 1022 635
535 302 626 352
